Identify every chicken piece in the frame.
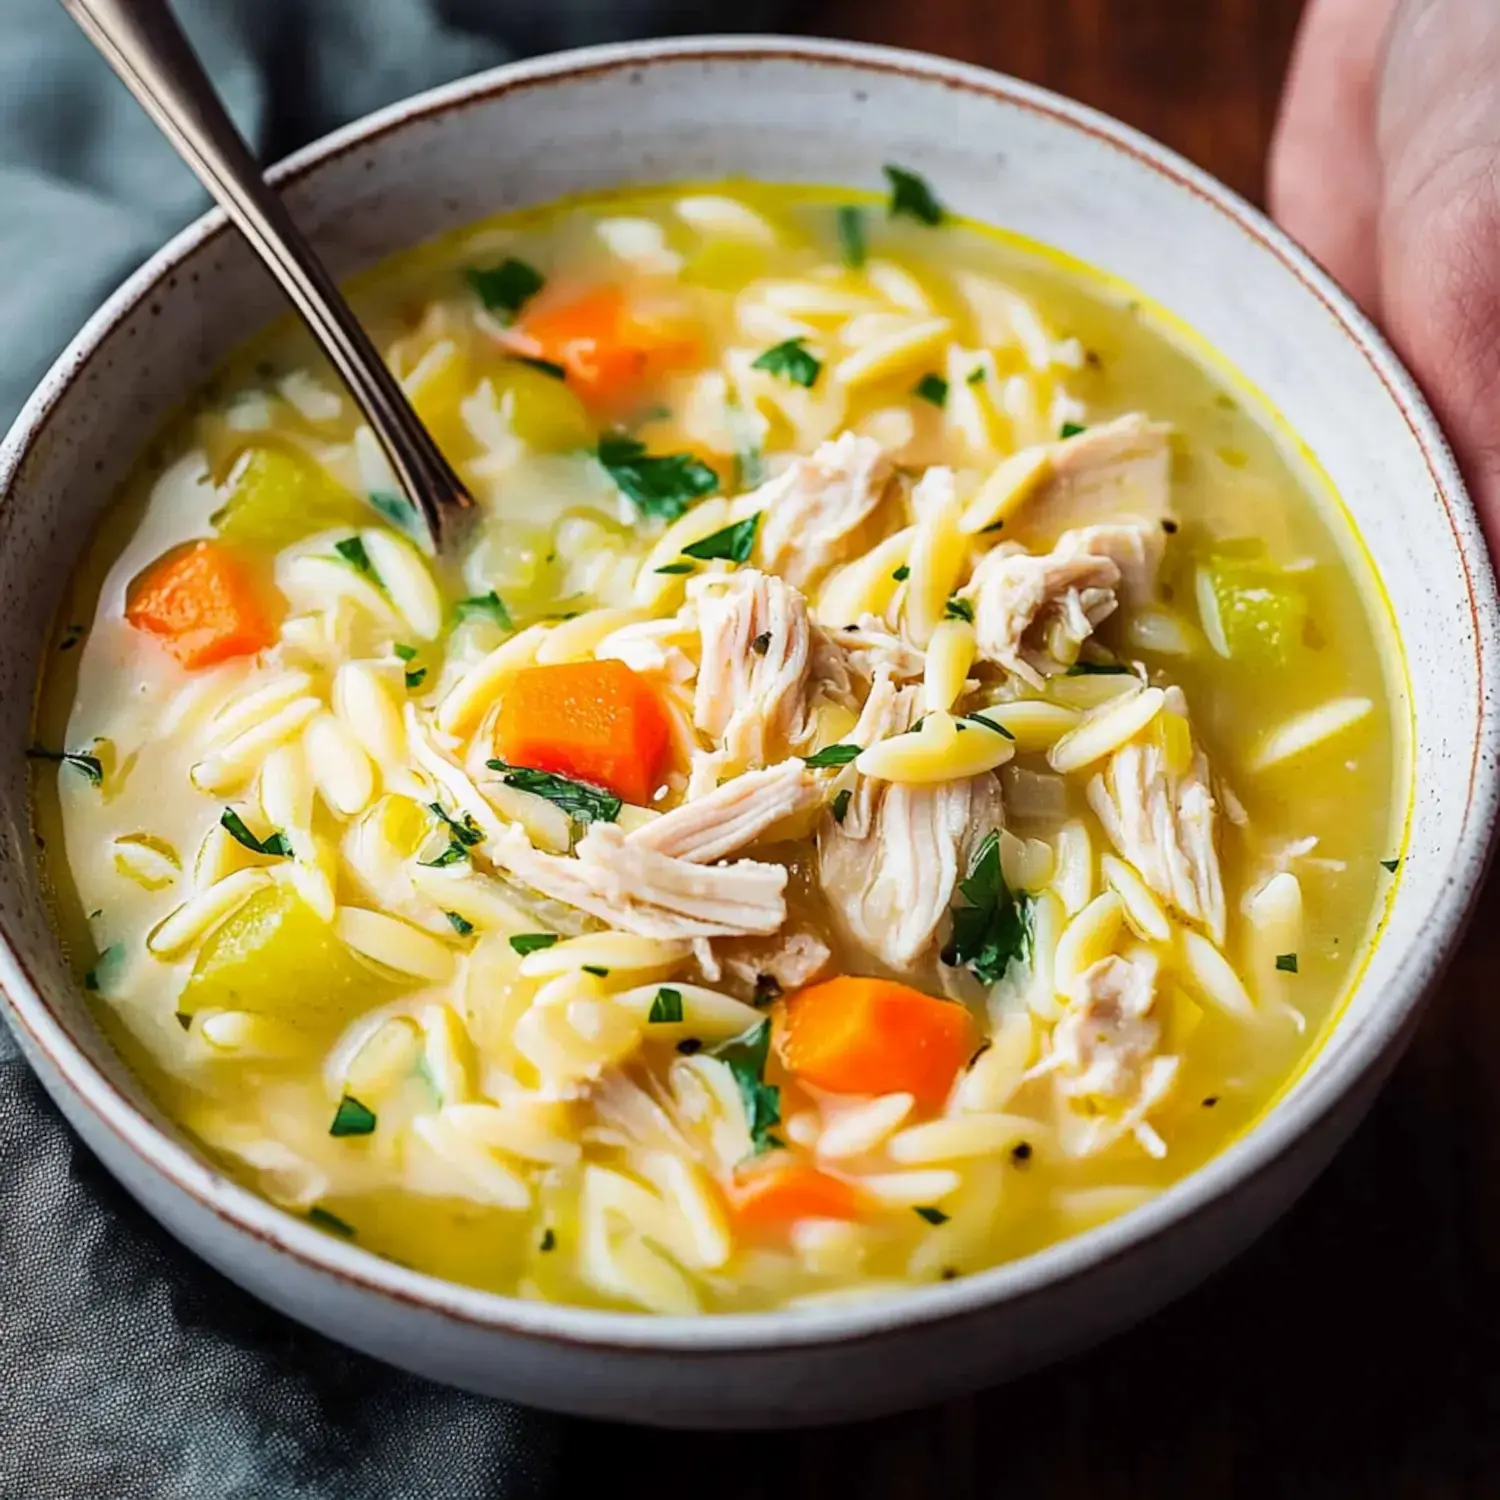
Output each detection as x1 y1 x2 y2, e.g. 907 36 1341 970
822 616 927 685
1086 701 1226 943
837 668 922 838
692 569 815 766
632 760 823 864
713 930 833 999
819 771 1002 969
1062 520 1164 606
493 823 788 940
751 431 893 589
1029 413 1173 535
1051 954 1161 1101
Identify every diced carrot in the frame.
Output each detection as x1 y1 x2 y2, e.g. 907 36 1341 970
125 541 274 669
506 286 697 410
778 977 977 1108
731 1162 865 1231
494 659 672 806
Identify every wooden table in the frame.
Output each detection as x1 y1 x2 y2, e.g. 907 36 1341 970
577 3 1500 1491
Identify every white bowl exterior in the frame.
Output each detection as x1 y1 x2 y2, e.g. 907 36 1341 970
0 38 1494 1425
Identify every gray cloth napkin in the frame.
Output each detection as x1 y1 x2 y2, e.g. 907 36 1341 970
0 2 781 1494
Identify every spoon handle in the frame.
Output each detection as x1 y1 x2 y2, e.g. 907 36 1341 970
57 0 472 550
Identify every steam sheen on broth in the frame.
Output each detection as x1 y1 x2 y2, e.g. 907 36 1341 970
32 178 1404 1312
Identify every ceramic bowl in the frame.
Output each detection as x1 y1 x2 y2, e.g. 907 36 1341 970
1 36 1496 1429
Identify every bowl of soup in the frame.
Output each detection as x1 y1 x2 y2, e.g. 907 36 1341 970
1 36 1495 1426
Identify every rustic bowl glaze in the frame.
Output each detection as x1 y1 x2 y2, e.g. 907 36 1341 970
1 37 1495 1428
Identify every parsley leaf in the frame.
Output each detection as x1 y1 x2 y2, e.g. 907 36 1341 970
654 561 695 575
509 933 559 957
967 365 987 385
307 1206 357 1238
370 491 418 535
884 164 945 226
1381 858 1402 874
803 742 861 769
220 807 292 858
598 434 719 522
943 595 974 623
914 1205 950 1226
648 987 684 1024
84 942 123 995
513 354 566 380
445 911 475 937
681 512 760 564
830 788 853 825
405 667 427 690
1276 953 1299 973
1064 660 1132 676
455 591 513 630
960 712 1016 741
1059 420 1087 440
486 760 622 826
419 842 468 868
943 830 1033 986
429 803 483 848
836 205 867 268
914 373 948 408
27 746 103 786
330 1095 377 1138
752 337 821 389
892 564 910 582
392 643 418 662
334 535 376 579
711 1019 781 1155
539 1228 557 1252
465 257 544 321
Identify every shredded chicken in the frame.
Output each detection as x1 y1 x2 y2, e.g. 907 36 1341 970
1086 694 1227 942
824 616 926 684
751 431 893 588
819 771 1002 969
1064 520 1164 606
492 822 788 940
713 930 833 997
837 668 922 838
692 569 816 766
1030 412 1173 534
632 760 822 863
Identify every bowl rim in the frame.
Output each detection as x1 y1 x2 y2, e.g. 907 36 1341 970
2 32 1496 1355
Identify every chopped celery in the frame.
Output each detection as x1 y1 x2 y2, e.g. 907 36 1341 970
493 362 593 452
1194 555 1307 665
212 446 368 549
178 885 407 1027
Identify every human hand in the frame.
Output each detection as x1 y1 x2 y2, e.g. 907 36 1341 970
1271 0 1500 541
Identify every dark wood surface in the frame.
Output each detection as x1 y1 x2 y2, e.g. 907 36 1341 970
569 3 1500 1492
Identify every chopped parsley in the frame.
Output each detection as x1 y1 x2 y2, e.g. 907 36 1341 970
648 987 684 1024
681 512 760 564
220 808 292 858
27 747 103 786
419 842 468 868
404 667 427 690
539 1228 557 1253
370 491 418 534
308 1206 356 1238
430 803 483 848
455 591 514 630
465 257 544 321
884 164 945 226
329 1095 377 1138
597 434 719 522
582 965 610 978
914 1205 950 1226
711 1019 781 1156
830 788 853 825
1059 421 1087 440
392 643 418 663
914 373 948 408
334 535 376 579
509 933 559 957
966 365 986 385
1275 953 1299 974
836 205 867 268
174 1011 192 1031
750 630 772 655
486 760 622 826
752 337 822 389
803 742 861 769
943 595 974 624
445 911 475 937
513 355 567 380
654 561 695 575
892 565 910 582
942 830 1033 986
1065 660 1132 676
960 713 1016 740
83 942 122 995
1381 858 1402 874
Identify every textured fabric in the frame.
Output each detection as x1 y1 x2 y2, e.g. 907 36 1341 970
0 1 781 1494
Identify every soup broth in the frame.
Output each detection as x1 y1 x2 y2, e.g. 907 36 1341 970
34 179 1405 1312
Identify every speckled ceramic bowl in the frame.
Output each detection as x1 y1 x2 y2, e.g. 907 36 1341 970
0 37 1495 1428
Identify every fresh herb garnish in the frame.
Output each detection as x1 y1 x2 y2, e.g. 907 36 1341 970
419 842 468 868
802 742 861 769
465 257 544 321
582 965 610 978
1059 421 1087 439
597 434 719 522
393 643 418 663
174 1011 192 1031
942 830 1033 986
308 1206 357 1238
830 788 853 825
1381 858 1402 874
455 591 514 630
654 561 695 575
1275 953 1299 974
27 747 104 786
330 1095 377 1138
486 760 622 826
676 1037 703 1056
836 205 867 268
83 942 122 995
220 808 292 858
892 565 910 582
404 667 427 690
967 365 986 385
752 337 821 389
711 1019 781 1156
914 373 948 408
914 1205 950 1226
370 491 418 533
681 512 760 564
1064 660 1132 676
334 535 376 579
513 355 567 380
648 987 684 1024
733 444 767 491
445 911 475 937
884 164 945 226
943 595 974 623
539 1228 557 1253
960 713 1016 740
430 803 483 848
509 933 559 957
750 630 772 655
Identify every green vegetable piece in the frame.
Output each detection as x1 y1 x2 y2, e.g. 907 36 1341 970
27 747 103 786
914 1205 950 1225
465 257 545 321
210 446 367 550
539 1228 557 1252
1059 421 1087 439
597 434 719 522
334 536 376 579
752 337 821 389
960 713 1015 740
509 933 559 956
648 987 684 1024
681 513 760 564
404 667 427 690
884 164 945 226
942 830 1033 987
836 205 867 268
892 565 910 582
455 591 514 630
914 373 948 408
1195 554 1308 666
711 1019 781 1155
429 803 483 848
445 911 475 937
330 1095 377 1138
219 807 292 858
1380 858 1402 874
654 562 695 576
1064 661 1132 677
803 742 861 769
487 760 622 825
1275 953 1299 974
830 788 853 825
943 596 974 623
307 1206 356 1238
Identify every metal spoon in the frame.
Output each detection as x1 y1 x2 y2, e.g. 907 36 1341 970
58 0 473 552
